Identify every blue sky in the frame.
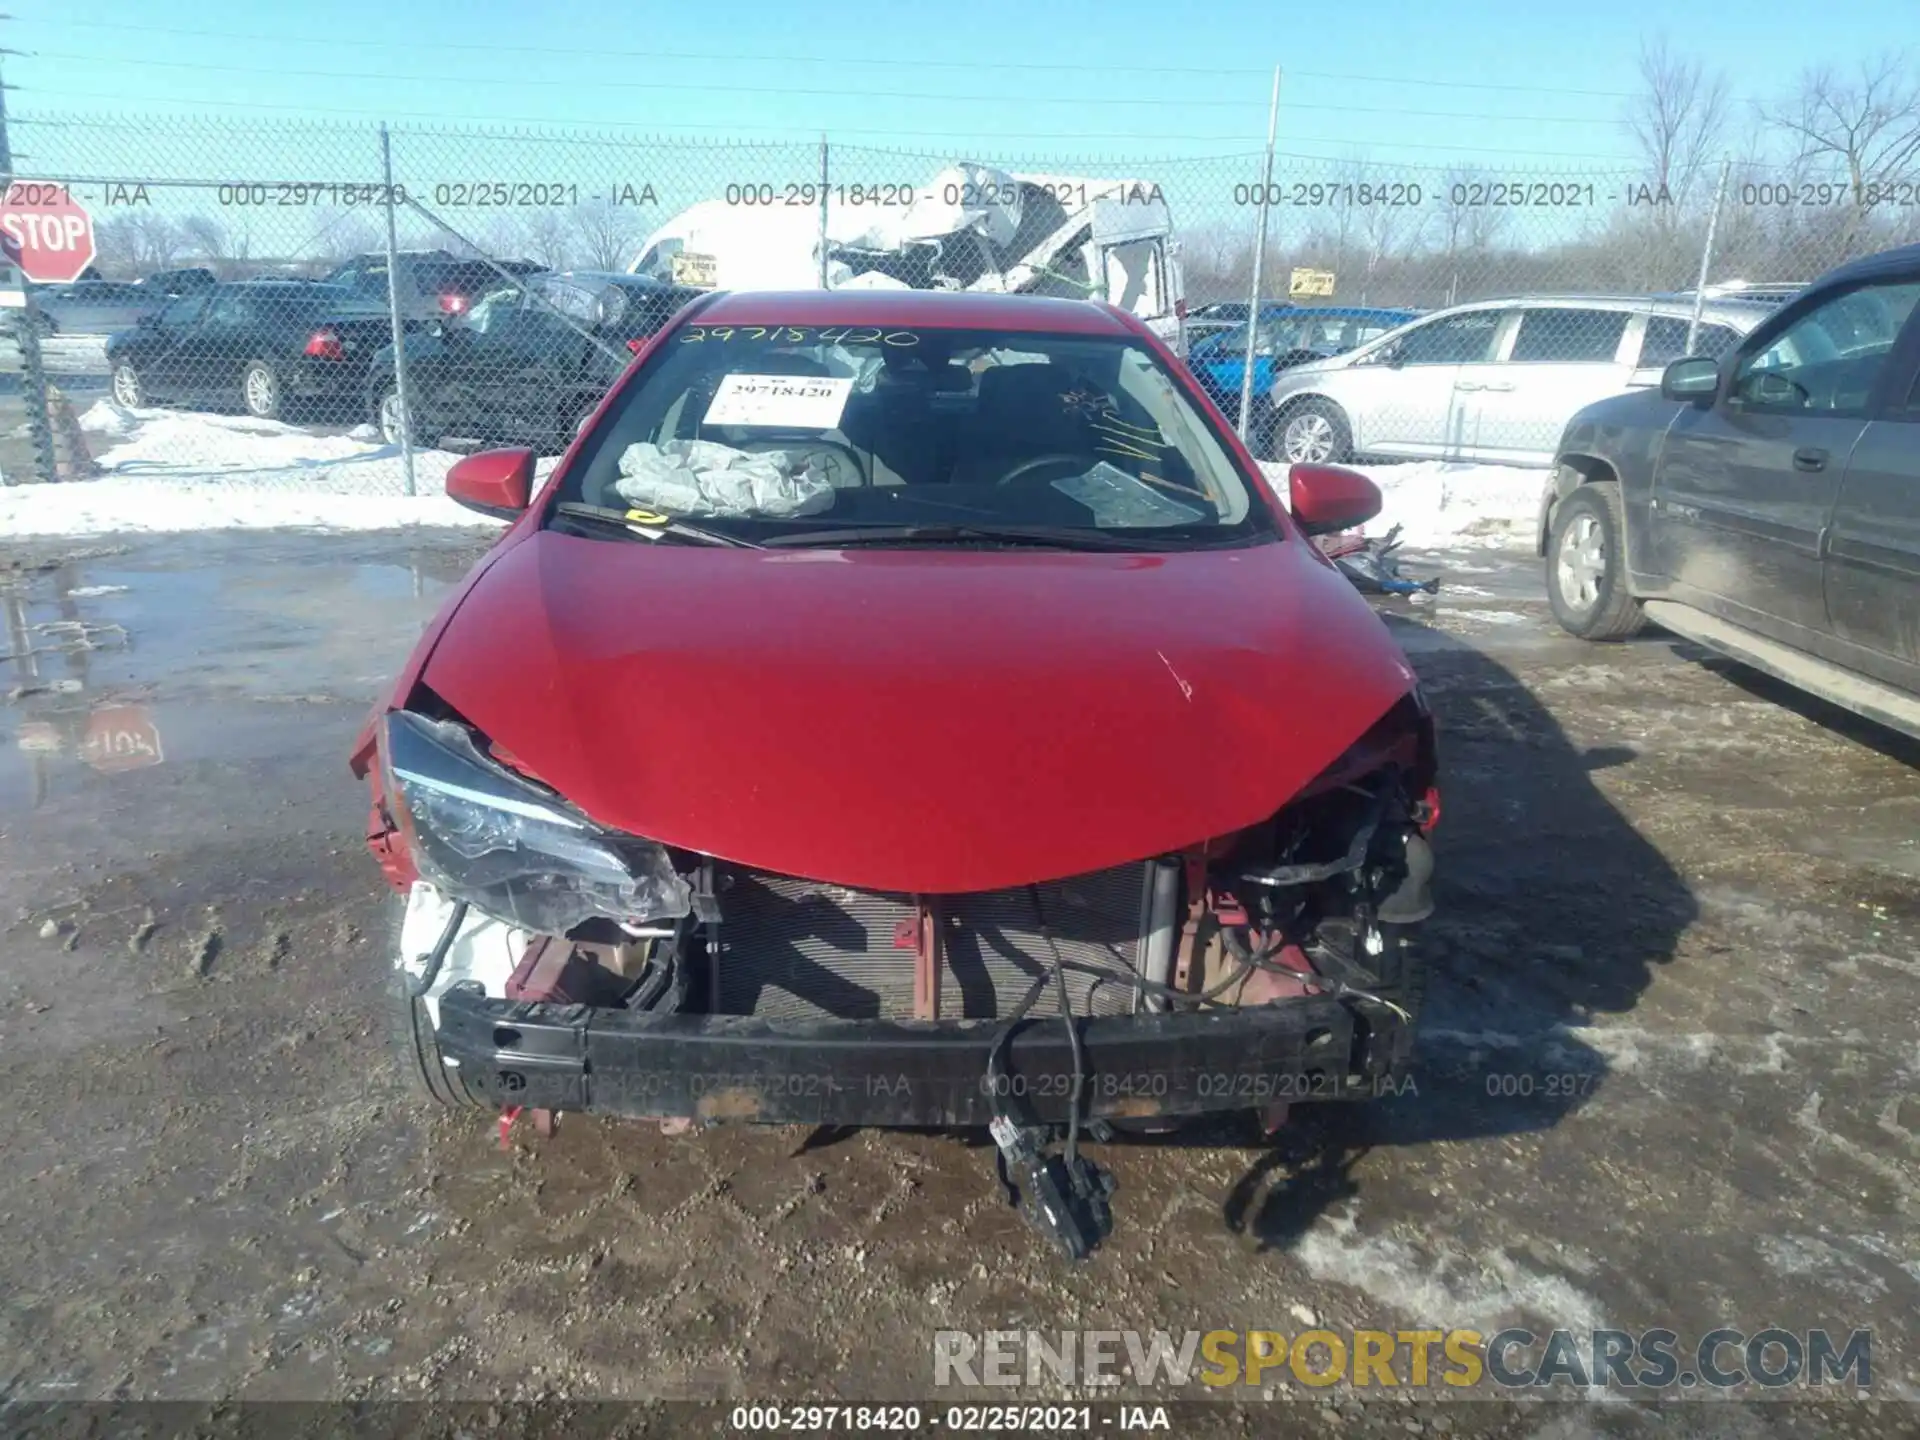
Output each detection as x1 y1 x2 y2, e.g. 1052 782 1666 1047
7 0 1909 164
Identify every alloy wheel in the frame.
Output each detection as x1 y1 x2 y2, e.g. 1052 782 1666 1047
111 364 144 408
1556 512 1606 611
244 364 278 418
1283 412 1335 463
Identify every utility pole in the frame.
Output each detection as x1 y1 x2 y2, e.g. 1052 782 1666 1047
0 34 60 487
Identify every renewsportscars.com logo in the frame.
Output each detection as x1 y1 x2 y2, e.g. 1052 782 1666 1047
932 1327 1872 1392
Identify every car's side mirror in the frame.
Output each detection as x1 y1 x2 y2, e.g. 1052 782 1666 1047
445 447 535 520
1289 462 1383 537
1660 356 1719 403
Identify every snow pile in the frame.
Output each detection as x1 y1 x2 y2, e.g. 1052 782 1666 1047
76 401 460 492
1261 459 1544 550
0 404 529 537
77 401 142 441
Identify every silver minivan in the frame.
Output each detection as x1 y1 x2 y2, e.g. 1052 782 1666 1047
1263 294 1778 466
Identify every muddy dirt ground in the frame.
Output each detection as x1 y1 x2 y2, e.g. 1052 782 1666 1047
1 529 1915 1438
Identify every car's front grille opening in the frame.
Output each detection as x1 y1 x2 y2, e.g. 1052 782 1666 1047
711 863 1153 1021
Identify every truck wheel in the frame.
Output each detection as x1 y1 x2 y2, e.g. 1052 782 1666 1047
1546 481 1643 640
386 901 483 1110
241 359 283 420
1278 398 1352 464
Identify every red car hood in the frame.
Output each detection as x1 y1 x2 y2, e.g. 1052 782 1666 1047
420 531 1418 893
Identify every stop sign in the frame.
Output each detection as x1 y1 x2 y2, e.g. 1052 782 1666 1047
0 183 97 283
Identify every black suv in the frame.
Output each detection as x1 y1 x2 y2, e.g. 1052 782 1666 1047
1541 243 1920 740
368 271 701 452
321 251 547 324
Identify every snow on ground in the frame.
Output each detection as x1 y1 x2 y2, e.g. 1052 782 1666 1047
0 403 1545 546
1261 458 1544 550
0 403 521 537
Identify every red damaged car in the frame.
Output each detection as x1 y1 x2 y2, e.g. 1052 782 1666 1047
351 290 1437 1257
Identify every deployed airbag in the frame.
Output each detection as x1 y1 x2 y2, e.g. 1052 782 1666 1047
612 439 836 519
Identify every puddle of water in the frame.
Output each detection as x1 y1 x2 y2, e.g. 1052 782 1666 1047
1 537 463 823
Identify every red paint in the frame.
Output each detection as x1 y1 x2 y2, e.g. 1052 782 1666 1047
1288 463 1384 537
79 703 163 773
445 447 535 520
0 184 96 283
418 530 1417 894
362 292 1425 897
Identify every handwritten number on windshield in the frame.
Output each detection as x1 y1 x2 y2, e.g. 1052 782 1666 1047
678 325 919 346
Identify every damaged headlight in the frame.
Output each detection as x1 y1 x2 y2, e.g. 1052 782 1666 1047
378 710 691 935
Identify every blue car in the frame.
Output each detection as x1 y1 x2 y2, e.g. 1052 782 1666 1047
1187 305 1418 415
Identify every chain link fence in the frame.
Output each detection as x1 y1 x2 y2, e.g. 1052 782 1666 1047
4 110 1917 498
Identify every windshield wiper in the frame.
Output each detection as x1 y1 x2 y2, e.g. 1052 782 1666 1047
760 523 1186 551
552 502 761 549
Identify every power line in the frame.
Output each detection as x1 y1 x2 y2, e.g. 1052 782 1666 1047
21 17 1643 97
27 49 1634 122
16 96 1644 163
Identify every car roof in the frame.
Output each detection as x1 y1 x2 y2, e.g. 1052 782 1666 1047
1411 293 1774 326
1274 305 1418 319
691 289 1137 335
552 270 693 290
1809 242 1920 289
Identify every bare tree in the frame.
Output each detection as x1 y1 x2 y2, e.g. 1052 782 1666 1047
1624 36 1731 214
1356 196 1425 305
1762 53 1920 258
1435 167 1511 259
1764 53 1920 193
92 213 143 276
513 209 574 270
308 208 381 265
94 212 189 273
569 198 642 272
179 213 253 277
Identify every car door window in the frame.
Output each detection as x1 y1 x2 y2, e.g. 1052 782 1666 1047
1391 311 1502 365
463 285 524 336
531 277 599 326
1733 281 1920 414
1892 363 1920 420
158 294 208 329
1509 308 1630 363
1639 317 1742 366
205 293 249 328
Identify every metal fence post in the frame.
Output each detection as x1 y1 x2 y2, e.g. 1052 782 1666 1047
818 134 830 290
1687 156 1733 354
1237 66 1281 445
0 60 58 487
380 123 417 498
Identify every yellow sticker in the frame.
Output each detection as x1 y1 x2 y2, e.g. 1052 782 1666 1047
624 508 670 525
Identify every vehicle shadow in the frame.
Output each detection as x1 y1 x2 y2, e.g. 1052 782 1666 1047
1168 611 1701 1250
1669 640 1920 770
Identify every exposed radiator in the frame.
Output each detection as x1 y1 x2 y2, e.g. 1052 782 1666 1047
712 863 1154 1021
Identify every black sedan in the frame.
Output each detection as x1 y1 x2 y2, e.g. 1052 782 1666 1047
367 271 702 452
1540 242 1920 740
106 280 409 420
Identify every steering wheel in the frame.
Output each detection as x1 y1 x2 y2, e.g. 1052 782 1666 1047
996 453 1091 487
734 435 870 488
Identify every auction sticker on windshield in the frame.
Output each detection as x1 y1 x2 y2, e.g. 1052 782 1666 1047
706 374 854 429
